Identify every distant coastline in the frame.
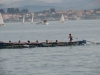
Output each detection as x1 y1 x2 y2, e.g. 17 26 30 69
0 8 100 22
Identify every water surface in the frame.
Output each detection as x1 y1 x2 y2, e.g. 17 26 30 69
0 20 100 75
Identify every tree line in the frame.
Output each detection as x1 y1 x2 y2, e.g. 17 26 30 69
0 8 29 14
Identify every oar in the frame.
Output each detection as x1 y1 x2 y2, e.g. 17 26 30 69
75 38 95 44
75 38 83 40
75 38 94 44
86 41 96 44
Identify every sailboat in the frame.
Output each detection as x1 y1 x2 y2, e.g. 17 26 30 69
22 15 25 24
0 13 4 26
31 15 34 24
60 14 65 23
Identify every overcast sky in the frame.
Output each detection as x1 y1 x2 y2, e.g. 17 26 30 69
0 0 100 10
1 0 62 4
0 0 93 4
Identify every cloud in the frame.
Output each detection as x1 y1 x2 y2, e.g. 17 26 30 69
0 0 9 4
37 0 62 3
0 0 100 9
0 0 21 4
0 0 88 4
0 0 63 4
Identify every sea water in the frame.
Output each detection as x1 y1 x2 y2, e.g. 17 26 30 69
0 20 100 75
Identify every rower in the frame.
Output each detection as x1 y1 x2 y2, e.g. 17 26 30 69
46 40 48 43
27 40 30 44
56 40 58 43
68 34 73 42
18 40 21 44
9 41 13 44
0 41 3 43
36 40 39 44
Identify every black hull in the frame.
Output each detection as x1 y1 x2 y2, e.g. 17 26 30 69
0 40 86 49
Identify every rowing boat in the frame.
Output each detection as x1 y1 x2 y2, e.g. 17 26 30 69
0 40 86 49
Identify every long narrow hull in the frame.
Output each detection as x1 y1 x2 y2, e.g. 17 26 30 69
0 40 86 49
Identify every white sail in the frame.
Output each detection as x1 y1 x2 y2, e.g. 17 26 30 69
60 14 65 23
31 15 34 24
22 15 25 24
0 13 4 26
